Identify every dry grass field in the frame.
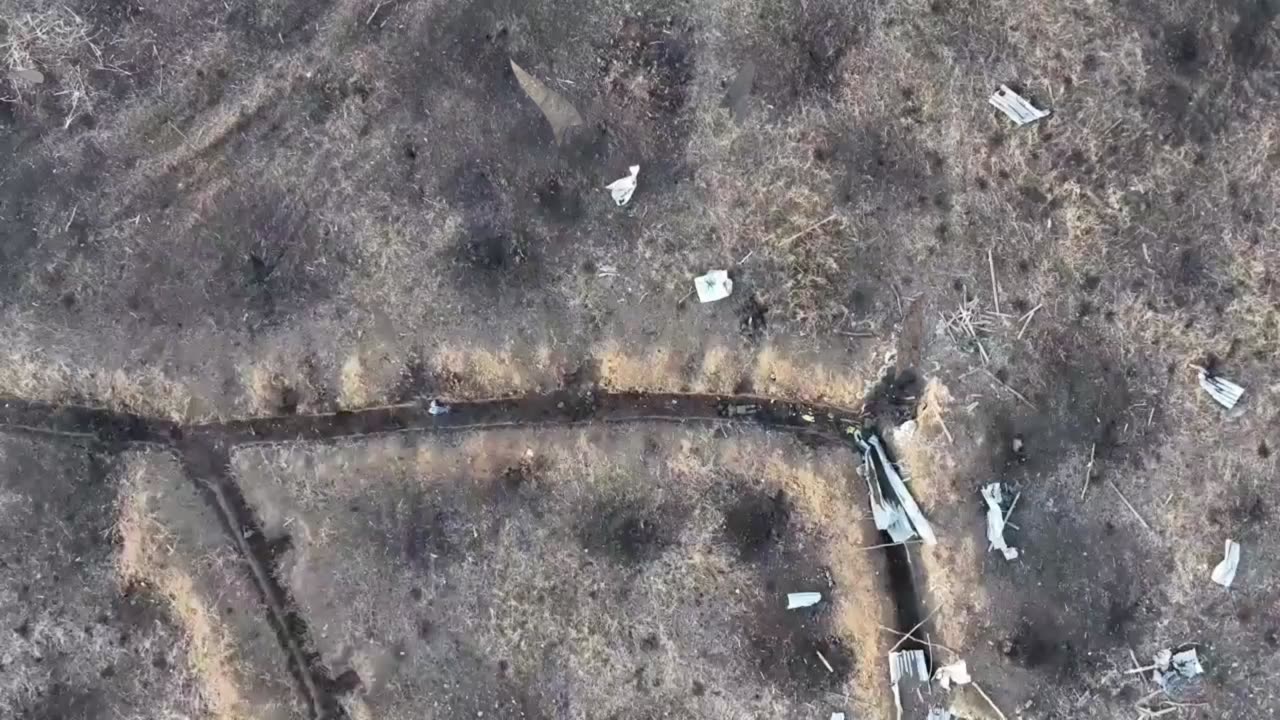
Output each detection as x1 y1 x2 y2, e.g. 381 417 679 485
2 0 1279 717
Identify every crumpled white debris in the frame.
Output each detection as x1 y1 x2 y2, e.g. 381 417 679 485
989 85 1051 126
786 592 822 609
606 164 640 206
981 483 1019 560
428 399 450 416
694 270 734 303
888 650 930 720
857 433 937 545
1153 648 1203 690
925 710 953 720
1199 370 1244 410
1211 539 1240 588
934 660 972 690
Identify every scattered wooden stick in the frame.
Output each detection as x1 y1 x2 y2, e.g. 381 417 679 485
1016 303 1042 339
777 213 839 247
1080 443 1096 499
889 603 945 653
858 539 924 551
982 369 1037 410
1108 479 1154 533
936 415 954 444
972 681 1008 720
1002 491 1021 526
367 0 393 25
815 650 835 674
988 248 1000 315
877 625 960 656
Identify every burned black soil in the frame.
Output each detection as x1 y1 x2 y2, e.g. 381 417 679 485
722 486 792 561
579 497 678 565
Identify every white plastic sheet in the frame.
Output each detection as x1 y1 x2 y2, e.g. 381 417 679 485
981 483 1019 560
1211 539 1240 588
1199 371 1244 409
694 270 733 303
989 85 1051 126
934 660 971 690
786 592 822 609
606 165 640 206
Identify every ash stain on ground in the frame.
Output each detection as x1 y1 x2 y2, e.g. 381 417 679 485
722 487 791 561
579 497 676 565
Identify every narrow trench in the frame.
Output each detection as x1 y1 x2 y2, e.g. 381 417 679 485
1 389 933 717
176 437 348 720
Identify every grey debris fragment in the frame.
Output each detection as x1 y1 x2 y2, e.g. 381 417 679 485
8 68 44 84
1211 539 1240 587
428 399 450 416
1199 370 1244 410
981 483 1019 560
858 433 937 545
510 60 584 143
988 84 1051 126
606 165 640 206
786 592 822 609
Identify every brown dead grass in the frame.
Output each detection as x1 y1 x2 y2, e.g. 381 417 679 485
234 425 896 719
117 451 303 720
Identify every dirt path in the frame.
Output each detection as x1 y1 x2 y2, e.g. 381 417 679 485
0 390 928 719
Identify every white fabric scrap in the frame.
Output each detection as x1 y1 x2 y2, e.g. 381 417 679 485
1199 371 1244 410
934 660 971 690
427 399 450 416
989 85 1051 126
888 650 929 720
786 592 822 609
606 164 640 206
859 434 937 545
694 270 734 303
1211 539 1240 588
830 714 846 720
981 483 1019 560
926 710 953 720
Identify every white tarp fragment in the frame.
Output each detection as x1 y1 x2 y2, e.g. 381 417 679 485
510 60 584 143
830 714 846 720
858 433 937 545
989 85 1051 126
981 484 1019 560
934 660 971 690
606 165 640 206
428 399 450 416
1211 539 1240 588
786 592 822 609
889 650 929 720
926 710 954 720
1199 371 1244 410
694 270 733 303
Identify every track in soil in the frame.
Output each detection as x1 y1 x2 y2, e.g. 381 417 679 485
0 389 931 718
